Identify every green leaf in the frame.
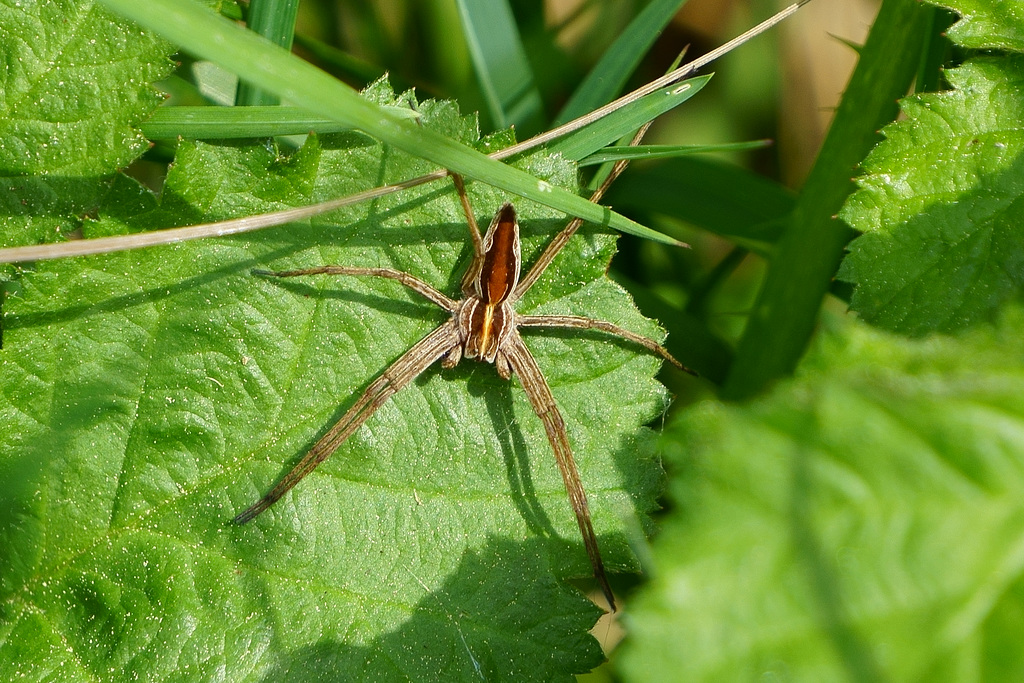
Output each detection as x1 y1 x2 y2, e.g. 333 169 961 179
0 0 171 175
931 0 1024 51
839 57 1024 335
0 88 671 681
619 309 1024 681
0 0 174 251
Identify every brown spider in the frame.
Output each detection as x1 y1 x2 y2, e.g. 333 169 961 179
233 173 691 611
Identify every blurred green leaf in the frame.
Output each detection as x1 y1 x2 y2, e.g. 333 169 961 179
620 309 1024 681
292 32 389 86
839 57 1024 334
606 156 794 249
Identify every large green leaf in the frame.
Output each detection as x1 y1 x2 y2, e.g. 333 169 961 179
0 81 671 681
839 57 1024 335
619 310 1024 681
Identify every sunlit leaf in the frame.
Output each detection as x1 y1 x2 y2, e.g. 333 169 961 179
0 82 671 681
839 57 1024 334
931 0 1024 51
0 0 172 252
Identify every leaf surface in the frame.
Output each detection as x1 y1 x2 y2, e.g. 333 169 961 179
0 0 172 252
619 310 1024 681
0 85 670 682
839 57 1024 334
933 0 1024 51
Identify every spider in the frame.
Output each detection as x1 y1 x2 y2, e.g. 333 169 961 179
233 172 691 611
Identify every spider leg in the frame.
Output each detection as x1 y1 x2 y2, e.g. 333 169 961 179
449 173 485 261
518 314 696 375
253 266 458 312
511 122 655 303
449 172 486 295
503 333 617 612
234 321 460 523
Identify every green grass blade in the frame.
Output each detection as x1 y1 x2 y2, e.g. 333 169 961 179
96 0 678 245
141 105 419 139
554 0 688 126
547 75 711 162
235 0 301 106
579 140 772 166
454 0 544 132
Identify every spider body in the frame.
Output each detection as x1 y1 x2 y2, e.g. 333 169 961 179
235 178 689 612
451 202 520 376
